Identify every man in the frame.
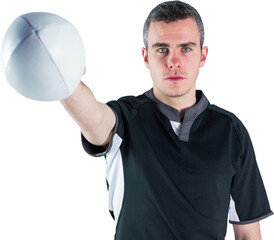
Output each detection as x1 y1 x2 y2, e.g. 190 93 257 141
61 1 273 239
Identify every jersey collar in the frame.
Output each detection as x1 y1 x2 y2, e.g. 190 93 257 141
145 89 209 141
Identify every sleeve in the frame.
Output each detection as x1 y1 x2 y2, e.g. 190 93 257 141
229 122 273 224
81 106 119 157
81 96 137 157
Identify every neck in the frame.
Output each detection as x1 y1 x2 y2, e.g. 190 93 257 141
153 88 197 119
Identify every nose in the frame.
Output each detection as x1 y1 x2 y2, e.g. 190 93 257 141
167 52 182 70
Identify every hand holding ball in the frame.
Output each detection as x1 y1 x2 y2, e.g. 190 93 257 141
1 12 85 101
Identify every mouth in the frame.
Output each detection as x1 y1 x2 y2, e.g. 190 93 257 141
164 75 185 81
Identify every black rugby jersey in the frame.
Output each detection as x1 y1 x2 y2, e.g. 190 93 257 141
81 89 273 240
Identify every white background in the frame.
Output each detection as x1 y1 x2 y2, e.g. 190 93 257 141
0 0 273 239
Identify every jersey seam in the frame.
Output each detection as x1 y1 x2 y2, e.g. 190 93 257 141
121 97 151 132
206 105 243 171
229 211 273 225
187 106 209 142
20 16 70 95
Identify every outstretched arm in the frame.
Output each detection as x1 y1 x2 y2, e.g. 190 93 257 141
61 80 116 147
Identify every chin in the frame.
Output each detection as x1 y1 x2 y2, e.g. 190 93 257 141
164 86 190 98
165 81 196 97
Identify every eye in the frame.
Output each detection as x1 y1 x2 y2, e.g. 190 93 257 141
182 47 191 53
157 48 168 53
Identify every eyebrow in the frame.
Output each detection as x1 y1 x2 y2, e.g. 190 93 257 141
151 42 197 48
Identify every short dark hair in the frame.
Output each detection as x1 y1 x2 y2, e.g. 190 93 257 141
143 1 204 49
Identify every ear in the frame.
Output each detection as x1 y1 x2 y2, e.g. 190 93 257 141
200 46 208 68
142 47 150 69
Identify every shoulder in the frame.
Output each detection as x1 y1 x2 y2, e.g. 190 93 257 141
117 94 149 108
106 93 151 122
108 93 149 110
207 104 238 120
205 104 249 142
207 104 244 129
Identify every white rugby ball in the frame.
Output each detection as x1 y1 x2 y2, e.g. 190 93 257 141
1 12 85 101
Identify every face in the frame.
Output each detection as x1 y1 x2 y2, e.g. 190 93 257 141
142 18 208 103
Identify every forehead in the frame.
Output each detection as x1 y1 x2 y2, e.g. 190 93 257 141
147 18 200 47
